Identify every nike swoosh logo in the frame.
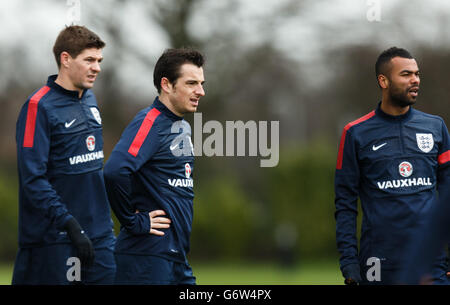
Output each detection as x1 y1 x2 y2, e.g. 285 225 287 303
372 143 387 151
170 143 179 151
65 119 76 128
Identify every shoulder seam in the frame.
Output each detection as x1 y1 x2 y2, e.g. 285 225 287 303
127 108 162 157
413 109 444 122
23 86 51 148
336 110 376 170
343 110 376 133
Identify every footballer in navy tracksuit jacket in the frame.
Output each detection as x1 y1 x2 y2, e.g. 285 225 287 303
335 103 450 284
13 75 116 284
104 97 196 284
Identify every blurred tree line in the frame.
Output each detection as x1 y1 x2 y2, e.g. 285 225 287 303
1 0 450 266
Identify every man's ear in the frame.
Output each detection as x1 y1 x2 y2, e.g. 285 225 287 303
378 74 389 89
160 77 172 94
60 51 71 69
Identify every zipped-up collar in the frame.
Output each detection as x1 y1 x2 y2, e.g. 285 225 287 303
47 74 87 99
152 96 184 121
375 101 413 122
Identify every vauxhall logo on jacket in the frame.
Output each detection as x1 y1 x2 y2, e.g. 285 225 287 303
69 135 104 165
377 161 432 190
168 163 194 188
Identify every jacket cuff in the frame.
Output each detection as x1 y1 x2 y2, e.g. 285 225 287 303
126 212 150 235
56 214 75 231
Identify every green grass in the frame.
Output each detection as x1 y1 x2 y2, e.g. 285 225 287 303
0 260 343 285
0 264 12 285
191 260 343 285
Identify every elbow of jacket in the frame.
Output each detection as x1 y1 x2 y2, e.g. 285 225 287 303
103 164 118 182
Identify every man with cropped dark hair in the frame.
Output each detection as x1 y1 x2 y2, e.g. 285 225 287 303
335 46 450 285
12 25 116 284
104 48 205 284
375 47 413 81
153 48 205 93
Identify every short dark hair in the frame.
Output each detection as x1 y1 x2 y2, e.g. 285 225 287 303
153 48 205 93
53 25 105 69
375 47 414 78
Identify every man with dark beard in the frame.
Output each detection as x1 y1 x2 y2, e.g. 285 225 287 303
334 47 450 285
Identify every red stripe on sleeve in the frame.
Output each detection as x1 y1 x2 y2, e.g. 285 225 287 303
336 110 376 170
23 86 51 148
438 150 450 165
336 129 348 170
128 108 161 157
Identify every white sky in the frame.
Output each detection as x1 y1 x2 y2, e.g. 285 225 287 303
1 0 450 97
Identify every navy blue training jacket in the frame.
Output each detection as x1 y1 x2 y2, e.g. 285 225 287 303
335 103 450 273
104 97 195 263
16 75 114 247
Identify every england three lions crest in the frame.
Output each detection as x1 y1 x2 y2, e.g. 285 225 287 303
416 133 434 153
90 107 102 125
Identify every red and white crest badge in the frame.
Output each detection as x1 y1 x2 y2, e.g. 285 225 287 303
399 161 413 178
185 163 191 179
86 135 96 151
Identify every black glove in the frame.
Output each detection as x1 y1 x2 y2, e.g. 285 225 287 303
64 218 95 267
447 261 450 278
342 263 362 285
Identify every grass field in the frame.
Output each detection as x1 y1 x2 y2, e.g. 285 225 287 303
192 260 343 285
0 260 342 285
0 264 12 285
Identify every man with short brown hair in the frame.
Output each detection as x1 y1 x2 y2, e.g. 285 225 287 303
12 25 116 284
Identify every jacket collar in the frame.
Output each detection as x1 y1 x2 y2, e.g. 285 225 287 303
375 101 413 122
47 74 87 99
152 96 184 121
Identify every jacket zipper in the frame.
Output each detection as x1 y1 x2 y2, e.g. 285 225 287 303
79 98 90 130
399 121 404 154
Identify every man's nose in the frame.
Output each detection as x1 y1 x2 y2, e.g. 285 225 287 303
92 61 101 73
196 84 205 96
